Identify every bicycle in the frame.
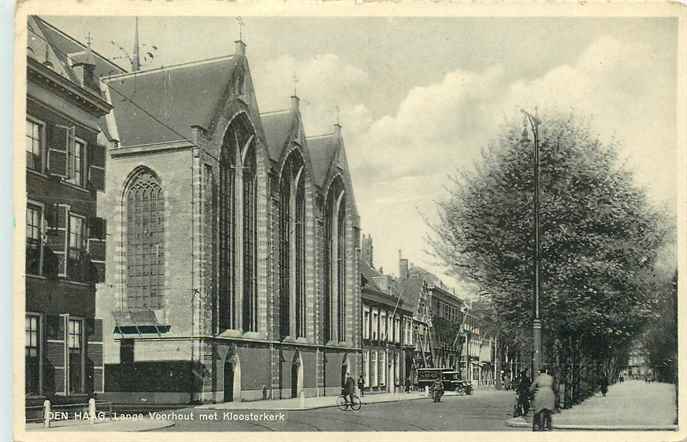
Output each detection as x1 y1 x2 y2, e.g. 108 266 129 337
336 393 362 411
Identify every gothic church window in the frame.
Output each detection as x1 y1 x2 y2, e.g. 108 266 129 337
279 151 306 338
126 169 164 310
324 177 346 342
219 114 257 332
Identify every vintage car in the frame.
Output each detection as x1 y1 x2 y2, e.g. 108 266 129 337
417 368 473 395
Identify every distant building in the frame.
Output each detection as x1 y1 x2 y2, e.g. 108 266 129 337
405 262 497 386
360 260 413 393
425 282 464 369
396 262 432 379
24 16 122 407
625 343 651 379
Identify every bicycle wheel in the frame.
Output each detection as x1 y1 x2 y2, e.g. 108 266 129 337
350 395 362 411
336 395 349 411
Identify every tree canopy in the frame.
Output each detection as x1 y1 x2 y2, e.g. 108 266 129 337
430 112 668 363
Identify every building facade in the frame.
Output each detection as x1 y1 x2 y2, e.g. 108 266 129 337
396 271 432 382
427 283 466 370
24 17 123 406
96 41 361 404
360 261 413 393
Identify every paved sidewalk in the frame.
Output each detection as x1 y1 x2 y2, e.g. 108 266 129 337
26 416 175 432
506 380 677 430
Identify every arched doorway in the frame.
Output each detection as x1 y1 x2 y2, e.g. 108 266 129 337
223 352 241 402
291 352 303 398
224 360 234 402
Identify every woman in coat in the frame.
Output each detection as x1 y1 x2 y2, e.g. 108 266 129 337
529 368 555 431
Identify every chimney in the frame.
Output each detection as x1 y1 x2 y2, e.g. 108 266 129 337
399 250 409 280
72 37 98 91
73 63 97 91
235 40 247 56
361 234 374 267
290 95 300 112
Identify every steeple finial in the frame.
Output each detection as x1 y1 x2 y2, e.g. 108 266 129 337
84 32 95 65
132 17 141 72
236 17 245 42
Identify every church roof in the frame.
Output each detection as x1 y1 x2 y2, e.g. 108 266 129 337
103 55 239 147
307 133 339 187
260 110 293 161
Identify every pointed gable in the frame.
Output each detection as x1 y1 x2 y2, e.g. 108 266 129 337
103 55 240 147
261 110 293 161
306 133 339 188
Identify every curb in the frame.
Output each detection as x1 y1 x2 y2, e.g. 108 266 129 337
26 419 176 432
505 418 678 431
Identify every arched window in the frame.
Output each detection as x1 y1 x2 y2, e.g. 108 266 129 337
242 144 257 332
126 169 164 310
219 135 236 330
219 114 257 332
324 177 345 342
279 152 306 338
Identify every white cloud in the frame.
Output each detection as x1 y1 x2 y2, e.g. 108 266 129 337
252 53 374 137
253 36 676 293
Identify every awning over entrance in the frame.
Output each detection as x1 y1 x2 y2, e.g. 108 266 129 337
113 310 170 337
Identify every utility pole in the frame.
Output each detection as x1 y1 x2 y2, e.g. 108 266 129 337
521 108 542 376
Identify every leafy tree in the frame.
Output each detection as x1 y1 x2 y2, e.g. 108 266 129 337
642 271 677 383
429 111 668 400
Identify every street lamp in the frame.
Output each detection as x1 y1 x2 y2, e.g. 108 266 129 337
521 108 543 377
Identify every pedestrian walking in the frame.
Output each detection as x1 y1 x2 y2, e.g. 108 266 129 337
406 375 411 393
599 373 608 397
514 370 531 417
358 374 365 397
530 367 555 431
431 378 444 402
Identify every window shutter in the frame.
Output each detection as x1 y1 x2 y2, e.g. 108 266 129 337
46 204 69 277
87 217 106 282
47 125 72 178
88 144 106 191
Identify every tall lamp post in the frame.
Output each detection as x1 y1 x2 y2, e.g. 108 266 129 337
521 109 542 377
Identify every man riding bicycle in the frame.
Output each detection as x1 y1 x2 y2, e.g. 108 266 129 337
342 372 356 406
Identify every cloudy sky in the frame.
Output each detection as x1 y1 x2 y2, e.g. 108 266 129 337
46 16 678 291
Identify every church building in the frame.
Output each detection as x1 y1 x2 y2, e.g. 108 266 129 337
97 40 361 404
